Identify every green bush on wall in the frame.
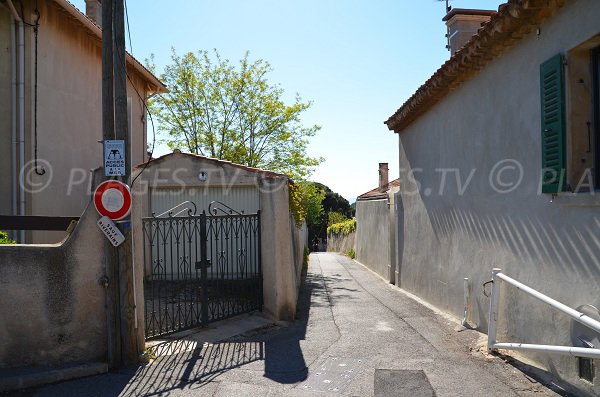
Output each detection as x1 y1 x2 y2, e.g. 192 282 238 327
0 231 15 245
327 218 356 236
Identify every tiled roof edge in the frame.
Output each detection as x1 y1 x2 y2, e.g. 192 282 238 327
134 152 290 180
385 0 567 132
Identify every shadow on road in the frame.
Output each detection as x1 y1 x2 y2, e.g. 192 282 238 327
101 262 336 396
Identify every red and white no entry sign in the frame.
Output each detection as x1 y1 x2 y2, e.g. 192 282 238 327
93 180 132 220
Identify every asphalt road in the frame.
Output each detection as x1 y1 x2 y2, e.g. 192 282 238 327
4 253 574 396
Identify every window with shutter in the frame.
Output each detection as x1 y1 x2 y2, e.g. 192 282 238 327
540 54 567 193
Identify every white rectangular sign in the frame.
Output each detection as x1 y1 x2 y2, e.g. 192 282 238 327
104 140 126 176
97 216 125 247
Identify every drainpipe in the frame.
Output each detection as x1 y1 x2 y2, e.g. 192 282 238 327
6 0 25 243
10 14 17 241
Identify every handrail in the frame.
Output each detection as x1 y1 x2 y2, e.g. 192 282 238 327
487 268 600 358
151 201 197 218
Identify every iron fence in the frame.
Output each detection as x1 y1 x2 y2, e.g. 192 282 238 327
142 209 261 339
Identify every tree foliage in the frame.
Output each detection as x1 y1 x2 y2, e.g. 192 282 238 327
147 49 323 180
327 211 348 227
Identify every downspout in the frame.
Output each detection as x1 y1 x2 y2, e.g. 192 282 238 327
6 0 25 243
10 14 17 241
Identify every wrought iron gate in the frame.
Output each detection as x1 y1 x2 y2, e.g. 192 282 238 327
142 202 262 339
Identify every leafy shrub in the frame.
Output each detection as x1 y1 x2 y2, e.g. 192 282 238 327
303 246 310 268
347 248 355 259
327 218 356 236
0 231 15 244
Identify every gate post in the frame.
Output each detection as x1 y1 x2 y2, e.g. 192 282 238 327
200 211 209 325
257 210 263 312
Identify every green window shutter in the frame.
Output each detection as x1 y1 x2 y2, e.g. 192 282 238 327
540 53 566 193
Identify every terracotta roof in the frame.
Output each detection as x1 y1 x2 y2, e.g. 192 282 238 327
134 152 290 179
385 0 567 132
53 0 167 94
357 178 400 200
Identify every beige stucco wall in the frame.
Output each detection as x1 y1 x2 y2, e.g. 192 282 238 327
0 201 107 368
132 153 302 323
396 0 600 393
0 1 150 243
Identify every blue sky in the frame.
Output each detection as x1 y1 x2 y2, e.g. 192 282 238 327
72 0 502 201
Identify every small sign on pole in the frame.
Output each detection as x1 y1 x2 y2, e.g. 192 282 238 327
97 216 125 247
104 140 126 176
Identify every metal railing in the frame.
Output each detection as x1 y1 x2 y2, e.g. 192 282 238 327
488 268 600 359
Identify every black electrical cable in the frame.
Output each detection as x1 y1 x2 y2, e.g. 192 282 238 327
113 0 157 187
124 0 133 54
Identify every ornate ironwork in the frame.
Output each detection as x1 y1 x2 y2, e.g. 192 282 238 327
208 200 244 216
152 200 197 218
142 205 262 339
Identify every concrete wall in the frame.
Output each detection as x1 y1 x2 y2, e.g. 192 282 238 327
355 199 393 282
327 231 355 255
0 1 151 243
0 201 107 368
396 0 600 392
132 153 303 323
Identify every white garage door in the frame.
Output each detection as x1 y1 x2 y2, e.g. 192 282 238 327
150 186 260 216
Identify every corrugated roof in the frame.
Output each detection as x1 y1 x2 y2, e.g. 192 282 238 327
357 178 400 200
385 0 567 132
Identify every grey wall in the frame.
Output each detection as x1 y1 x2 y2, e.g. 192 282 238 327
0 202 107 368
355 199 392 281
396 0 600 392
327 231 355 255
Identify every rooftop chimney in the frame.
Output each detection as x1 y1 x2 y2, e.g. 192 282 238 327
85 0 102 26
378 163 389 192
443 8 496 55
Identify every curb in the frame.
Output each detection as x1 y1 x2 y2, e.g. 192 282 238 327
0 361 108 392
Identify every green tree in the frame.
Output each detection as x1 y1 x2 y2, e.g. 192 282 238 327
327 211 348 227
147 49 323 180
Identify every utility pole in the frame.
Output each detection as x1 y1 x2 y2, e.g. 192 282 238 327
101 0 120 369
102 0 137 368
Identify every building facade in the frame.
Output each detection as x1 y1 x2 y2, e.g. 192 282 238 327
0 0 165 242
386 0 600 393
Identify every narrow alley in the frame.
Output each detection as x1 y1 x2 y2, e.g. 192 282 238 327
12 253 568 397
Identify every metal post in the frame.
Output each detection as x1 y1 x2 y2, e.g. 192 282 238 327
462 277 471 326
257 210 263 312
200 211 208 325
487 268 502 352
